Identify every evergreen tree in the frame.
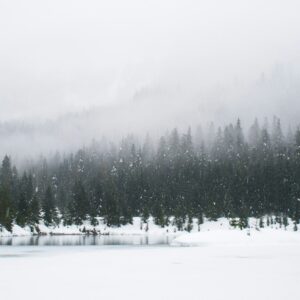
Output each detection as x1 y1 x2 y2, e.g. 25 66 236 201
0 156 14 231
42 186 57 226
69 180 89 225
0 185 13 231
29 194 40 225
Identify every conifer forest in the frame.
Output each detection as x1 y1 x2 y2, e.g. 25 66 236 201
1 117 300 232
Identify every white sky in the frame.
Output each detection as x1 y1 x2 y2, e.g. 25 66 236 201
1 0 300 122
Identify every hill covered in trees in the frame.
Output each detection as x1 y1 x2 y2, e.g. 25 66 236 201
1 117 300 232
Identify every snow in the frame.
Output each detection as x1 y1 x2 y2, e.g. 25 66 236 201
1 217 300 299
0 217 178 237
1 216 298 237
1 237 300 300
173 229 300 246
172 217 300 246
0 224 33 237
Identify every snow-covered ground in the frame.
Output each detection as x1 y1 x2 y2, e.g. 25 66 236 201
0 216 298 237
0 217 179 237
1 234 300 300
172 217 300 246
1 217 300 299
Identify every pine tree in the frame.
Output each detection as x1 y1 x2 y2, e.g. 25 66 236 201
0 156 14 231
0 185 13 231
186 215 193 232
259 218 264 228
70 180 89 225
248 118 260 147
16 172 33 227
102 177 120 226
29 194 40 225
42 186 57 226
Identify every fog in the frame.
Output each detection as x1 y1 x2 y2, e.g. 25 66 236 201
1 0 300 160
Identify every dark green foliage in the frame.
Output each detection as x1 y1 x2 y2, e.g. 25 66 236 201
141 206 150 224
259 218 264 228
16 173 34 226
186 215 193 232
283 215 289 228
69 180 89 225
294 222 298 231
154 204 165 227
1 118 300 230
0 186 13 231
102 177 121 226
229 218 239 228
0 156 14 231
29 194 40 225
16 192 28 227
238 217 248 230
42 186 58 226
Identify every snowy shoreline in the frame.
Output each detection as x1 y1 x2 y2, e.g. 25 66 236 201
1 216 299 240
0 217 180 238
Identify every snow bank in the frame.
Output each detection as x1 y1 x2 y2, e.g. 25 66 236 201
0 217 179 237
173 217 300 246
1 216 299 238
0 225 33 237
172 229 300 246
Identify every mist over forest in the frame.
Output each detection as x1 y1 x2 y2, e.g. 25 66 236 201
1 63 300 162
1 0 300 162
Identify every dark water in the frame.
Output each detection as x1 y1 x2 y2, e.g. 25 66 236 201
0 234 175 247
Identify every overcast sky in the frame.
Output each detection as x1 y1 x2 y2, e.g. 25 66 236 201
1 0 300 122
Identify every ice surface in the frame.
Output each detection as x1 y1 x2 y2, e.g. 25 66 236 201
1 232 300 300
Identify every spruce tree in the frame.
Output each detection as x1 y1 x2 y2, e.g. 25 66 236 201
43 186 57 226
70 180 89 225
0 156 14 231
0 185 13 231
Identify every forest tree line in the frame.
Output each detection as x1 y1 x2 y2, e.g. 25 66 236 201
1 117 300 232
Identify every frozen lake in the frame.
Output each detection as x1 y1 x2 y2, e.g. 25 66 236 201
1 233 300 300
